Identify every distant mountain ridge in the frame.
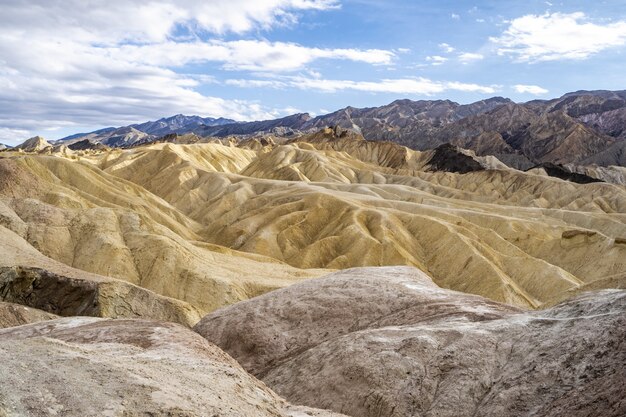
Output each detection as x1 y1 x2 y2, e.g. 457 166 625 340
57 114 236 147
131 114 235 136
192 91 625 167
53 90 626 166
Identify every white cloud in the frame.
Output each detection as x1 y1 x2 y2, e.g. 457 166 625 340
426 55 448 66
226 79 288 88
514 84 549 95
0 0 340 42
458 52 484 63
112 40 393 72
0 128 31 144
0 1 401 144
0 36 282 143
491 12 626 62
439 43 456 53
227 76 499 94
451 13 461 20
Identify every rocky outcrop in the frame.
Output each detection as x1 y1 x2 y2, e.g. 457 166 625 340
0 317 346 417
67 138 109 151
0 301 57 328
0 266 203 326
14 136 52 152
424 143 486 173
526 162 604 184
196 267 626 417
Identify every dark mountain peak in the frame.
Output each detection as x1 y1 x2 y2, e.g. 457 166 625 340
484 96 512 104
425 143 485 174
486 101 534 116
285 112 312 122
387 98 459 108
527 162 604 184
561 90 626 100
549 93 626 118
193 112 311 137
389 98 414 105
67 139 109 151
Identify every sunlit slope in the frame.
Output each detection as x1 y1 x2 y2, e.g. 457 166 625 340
0 156 325 313
91 140 626 308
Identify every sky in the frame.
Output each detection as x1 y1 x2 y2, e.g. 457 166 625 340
1 0 625 144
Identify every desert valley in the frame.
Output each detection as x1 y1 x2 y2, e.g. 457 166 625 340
1 0 626 415
1 90 625 416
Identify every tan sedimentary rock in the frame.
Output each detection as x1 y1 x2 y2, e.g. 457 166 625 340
2 133 625 310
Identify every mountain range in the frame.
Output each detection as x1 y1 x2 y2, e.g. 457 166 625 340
56 90 626 168
58 114 235 147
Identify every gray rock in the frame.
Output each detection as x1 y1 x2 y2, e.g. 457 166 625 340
0 301 57 328
0 317 347 417
195 266 626 417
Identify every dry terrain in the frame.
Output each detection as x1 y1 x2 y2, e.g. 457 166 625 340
0 128 625 417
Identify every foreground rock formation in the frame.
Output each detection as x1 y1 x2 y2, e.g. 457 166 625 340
196 267 626 417
0 225 203 326
0 317 345 417
0 301 56 328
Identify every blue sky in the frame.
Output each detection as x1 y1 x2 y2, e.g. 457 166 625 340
1 0 625 143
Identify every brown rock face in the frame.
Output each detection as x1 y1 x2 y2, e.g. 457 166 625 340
0 266 202 327
0 317 346 417
195 267 626 417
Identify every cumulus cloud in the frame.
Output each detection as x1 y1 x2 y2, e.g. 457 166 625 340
439 43 456 53
227 76 499 94
426 55 449 66
514 84 549 95
1 0 340 41
458 52 484 63
491 12 626 62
